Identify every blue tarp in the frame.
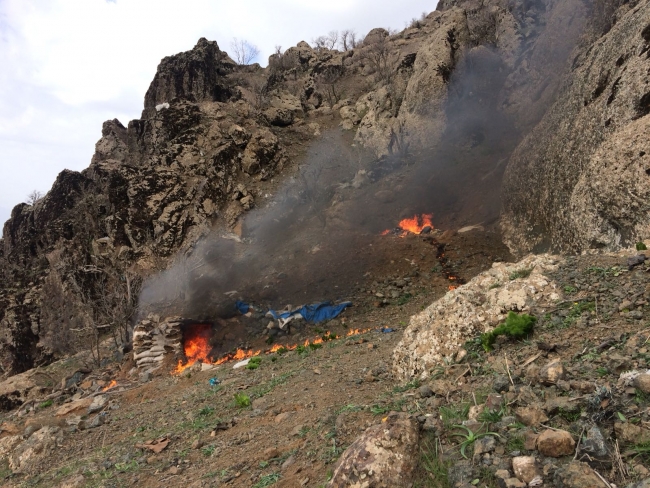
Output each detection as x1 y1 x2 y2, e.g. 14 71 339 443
267 301 352 323
235 301 250 314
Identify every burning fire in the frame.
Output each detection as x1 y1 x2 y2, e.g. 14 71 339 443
172 327 379 374
174 324 213 374
448 285 458 291
102 380 117 392
382 214 434 237
346 328 372 336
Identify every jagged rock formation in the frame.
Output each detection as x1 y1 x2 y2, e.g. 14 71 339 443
501 0 650 255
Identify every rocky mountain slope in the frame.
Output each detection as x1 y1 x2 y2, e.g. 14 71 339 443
1 0 650 485
0 0 596 375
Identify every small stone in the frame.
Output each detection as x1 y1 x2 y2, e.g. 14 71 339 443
515 405 549 426
473 435 496 462
418 385 434 398
264 447 280 459
554 461 602 488
485 393 504 410
88 395 107 414
168 466 181 475
468 404 484 421
512 456 539 483
539 360 565 385
537 429 575 457
634 373 650 394
274 412 292 423
493 375 510 393
281 455 295 470
147 456 157 464
503 478 526 488
525 431 540 450
615 422 650 444
580 426 608 458
191 439 203 450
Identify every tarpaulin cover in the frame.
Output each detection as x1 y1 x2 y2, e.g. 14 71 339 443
235 301 250 314
267 301 352 323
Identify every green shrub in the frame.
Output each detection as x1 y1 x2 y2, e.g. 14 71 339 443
234 393 251 408
480 312 536 352
637 242 648 251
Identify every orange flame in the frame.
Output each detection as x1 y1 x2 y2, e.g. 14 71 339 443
346 328 372 336
382 214 433 237
172 326 379 374
448 285 457 291
173 324 213 374
102 380 117 392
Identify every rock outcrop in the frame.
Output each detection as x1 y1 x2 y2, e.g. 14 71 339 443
393 254 562 381
501 0 650 255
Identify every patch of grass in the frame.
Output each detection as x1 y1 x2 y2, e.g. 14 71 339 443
370 405 391 415
509 268 532 280
337 404 363 414
397 293 413 306
415 436 450 488
478 407 504 424
480 312 536 352
637 242 648 251
563 285 577 294
114 460 139 472
198 406 215 416
393 379 421 393
314 327 324 334
252 472 281 488
308 342 323 351
506 433 525 452
595 367 609 377
439 403 470 429
246 356 262 370
562 301 595 328
202 445 216 457
631 442 650 462
635 388 650 404
451 425 500 459
558 408 581 423
38 399 53 409
477 467 499 488
488 282 501 290
234 393 251 408
251 372 293 399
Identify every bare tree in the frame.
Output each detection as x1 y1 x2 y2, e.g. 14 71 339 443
340 30 354 51
26 190 43 205
230 38 260 65
361 35 400 83
313 30 339 50
315 66 343 108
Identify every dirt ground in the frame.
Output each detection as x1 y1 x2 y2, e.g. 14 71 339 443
0 229 512 488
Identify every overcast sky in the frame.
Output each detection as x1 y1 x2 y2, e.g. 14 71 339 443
0 0 437 229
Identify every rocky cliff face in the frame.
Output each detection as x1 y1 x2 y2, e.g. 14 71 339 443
0 0 622 375
501 0 650 255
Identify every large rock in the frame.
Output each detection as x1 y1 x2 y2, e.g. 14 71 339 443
9 426 63 473
142 38 236 117
327 412 419 488
240 129 280 175
393 254 561 380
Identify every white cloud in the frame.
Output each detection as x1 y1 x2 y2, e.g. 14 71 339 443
0 0 436 227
